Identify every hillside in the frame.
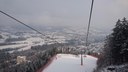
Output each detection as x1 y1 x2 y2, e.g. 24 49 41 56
43 54 97 72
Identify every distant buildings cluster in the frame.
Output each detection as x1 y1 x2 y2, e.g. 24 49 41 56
17 56 26 64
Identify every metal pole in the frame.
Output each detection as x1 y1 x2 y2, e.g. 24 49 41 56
86 0 94 46
81 0 94 66
81 50 83 65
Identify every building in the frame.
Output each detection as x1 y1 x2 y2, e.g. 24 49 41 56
17 56 26 64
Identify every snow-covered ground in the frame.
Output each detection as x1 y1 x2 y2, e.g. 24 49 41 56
0 30 67 51
0 35 67 52
99 64 128 72
0 37 44 50
43 54 97 72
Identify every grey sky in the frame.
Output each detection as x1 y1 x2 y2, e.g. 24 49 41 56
0 0 128 31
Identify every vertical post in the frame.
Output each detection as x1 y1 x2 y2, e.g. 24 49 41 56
81 50 83 66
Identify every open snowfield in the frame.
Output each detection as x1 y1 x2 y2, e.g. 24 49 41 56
0 37 45 50
0 36 66 51
43 54 97 72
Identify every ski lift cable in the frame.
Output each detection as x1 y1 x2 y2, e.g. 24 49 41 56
0 10 59 44
0 10 45 36
81 0 94 66
86 0 94 46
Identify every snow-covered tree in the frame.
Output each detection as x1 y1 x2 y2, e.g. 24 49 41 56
96 18 128 72
104 18 128 64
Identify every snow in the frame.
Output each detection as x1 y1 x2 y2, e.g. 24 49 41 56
43 54 97 72
88 42 104 53
100 64 128 72
0 34 67 51
0 37 45 50
0 39 5 43
0 44 28 49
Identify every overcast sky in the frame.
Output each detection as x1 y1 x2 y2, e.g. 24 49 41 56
0 0 128 32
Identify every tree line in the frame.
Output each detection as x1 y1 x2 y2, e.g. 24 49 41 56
95 18 128 72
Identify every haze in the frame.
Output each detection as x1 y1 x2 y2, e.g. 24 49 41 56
0 0 128 32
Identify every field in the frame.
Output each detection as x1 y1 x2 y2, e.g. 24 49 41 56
43 54 97 72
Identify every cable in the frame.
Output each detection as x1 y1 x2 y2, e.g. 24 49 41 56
86 0 94 46
0 10 45 36
0 10 59 44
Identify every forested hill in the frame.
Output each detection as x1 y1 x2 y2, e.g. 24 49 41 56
95 18 128 72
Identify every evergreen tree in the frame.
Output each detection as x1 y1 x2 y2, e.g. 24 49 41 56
0 35 2 39
105 18 128 64
97 18 128 68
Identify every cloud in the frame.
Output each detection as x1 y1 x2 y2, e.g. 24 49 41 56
35 15 64 26
116 0 128 7
0 0 128 32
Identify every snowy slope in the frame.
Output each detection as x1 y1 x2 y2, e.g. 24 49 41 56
43 54 97 72
99 64 128 72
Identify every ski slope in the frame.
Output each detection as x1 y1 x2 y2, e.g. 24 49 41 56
43 54 97 72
